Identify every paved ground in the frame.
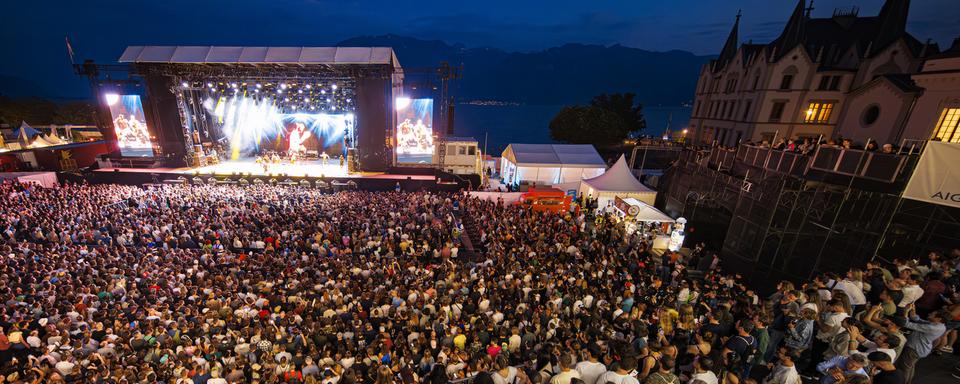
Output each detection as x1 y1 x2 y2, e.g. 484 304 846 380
915 352 959 383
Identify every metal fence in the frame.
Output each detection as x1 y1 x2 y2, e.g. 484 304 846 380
706 145 914 183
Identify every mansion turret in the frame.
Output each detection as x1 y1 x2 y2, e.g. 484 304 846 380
690 0 960 146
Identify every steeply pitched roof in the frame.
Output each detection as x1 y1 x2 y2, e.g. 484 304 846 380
709 0 938 73
770 0 808 61
714 12 741 72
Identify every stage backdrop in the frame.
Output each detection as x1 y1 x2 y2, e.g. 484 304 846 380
903 141 960 208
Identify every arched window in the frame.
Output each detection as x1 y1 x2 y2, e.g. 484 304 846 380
779 66 799 90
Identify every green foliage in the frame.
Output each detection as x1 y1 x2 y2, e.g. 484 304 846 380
548 92 646 145
590 92 646 133
549 106 628 145
0 95 96 127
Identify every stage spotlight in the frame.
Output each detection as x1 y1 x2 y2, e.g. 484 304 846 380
256 83 262 89
255 89 260 93
280 83 288 90
207 83 214 88
277 90 283 94
284 97 290 102
103 93 120 106
346 98 351 103
331 83 338 90
320 90 326 95
326 98 331 103
395 97 411 110
303 98 310 102
181 81 189 88
298 90 303 94
231 83 238 88
305 84 312 89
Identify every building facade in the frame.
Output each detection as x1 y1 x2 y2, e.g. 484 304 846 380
689 0 960 147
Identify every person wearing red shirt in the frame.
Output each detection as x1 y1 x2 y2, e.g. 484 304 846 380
916 271 946 317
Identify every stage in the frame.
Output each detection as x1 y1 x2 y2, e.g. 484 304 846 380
193 158 352 178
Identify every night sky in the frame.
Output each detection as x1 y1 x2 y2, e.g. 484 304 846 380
2 0 958 99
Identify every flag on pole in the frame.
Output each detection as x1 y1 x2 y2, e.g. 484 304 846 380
65 36 76 64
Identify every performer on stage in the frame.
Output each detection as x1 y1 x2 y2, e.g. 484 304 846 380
320 151 330 166
339 154 344 168
288 122 311 157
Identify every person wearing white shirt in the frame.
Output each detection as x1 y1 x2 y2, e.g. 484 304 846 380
688 358 718 384
817 301 850 342
596 356 640 384
550 353 582 384
763 347 802 384
575 347 607 384
898 277 924 308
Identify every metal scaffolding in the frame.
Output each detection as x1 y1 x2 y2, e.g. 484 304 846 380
660 146 960 291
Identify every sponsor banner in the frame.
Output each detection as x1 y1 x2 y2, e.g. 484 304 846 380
903 141 960 208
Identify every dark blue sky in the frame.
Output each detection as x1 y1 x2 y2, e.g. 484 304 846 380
2 0 957 99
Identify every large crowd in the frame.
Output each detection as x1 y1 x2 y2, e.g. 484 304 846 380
0 181 956 384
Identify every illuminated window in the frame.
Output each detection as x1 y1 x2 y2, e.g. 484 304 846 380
933 107 960 143
804 102 835 123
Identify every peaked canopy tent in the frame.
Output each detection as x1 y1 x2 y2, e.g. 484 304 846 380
14 122 41 143
579 155 657 207
500 144 606 186
619 197 674 222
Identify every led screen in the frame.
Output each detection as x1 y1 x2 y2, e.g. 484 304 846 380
205 96 355 159
395 97 434 163
105 94 154 157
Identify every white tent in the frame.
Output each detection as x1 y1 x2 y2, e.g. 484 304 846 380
579 155 657 207
27 135 55 148
500 144 605 185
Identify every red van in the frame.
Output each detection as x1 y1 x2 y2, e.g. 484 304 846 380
518 187 572 213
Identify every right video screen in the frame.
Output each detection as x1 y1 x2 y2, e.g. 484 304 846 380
395 97 434 164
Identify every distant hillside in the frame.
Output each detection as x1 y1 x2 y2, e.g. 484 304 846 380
338 34 713 105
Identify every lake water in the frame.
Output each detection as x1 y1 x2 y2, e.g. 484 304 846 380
454 104 692 155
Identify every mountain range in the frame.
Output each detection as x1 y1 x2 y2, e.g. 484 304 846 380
0 35 713 107
338 34 712 106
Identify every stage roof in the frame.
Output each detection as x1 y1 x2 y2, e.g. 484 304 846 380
119 46 401 67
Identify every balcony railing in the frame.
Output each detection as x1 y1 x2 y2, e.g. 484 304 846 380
706 144 915 183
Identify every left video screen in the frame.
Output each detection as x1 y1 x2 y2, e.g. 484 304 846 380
105 93 154 157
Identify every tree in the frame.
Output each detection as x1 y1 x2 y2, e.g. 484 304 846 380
53 101 96 125
590 93 646 134
0 96 57 127
0 96 96 127
549 106 628 145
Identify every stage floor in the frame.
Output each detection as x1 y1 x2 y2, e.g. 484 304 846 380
193 158 351 178
95 158 437 181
